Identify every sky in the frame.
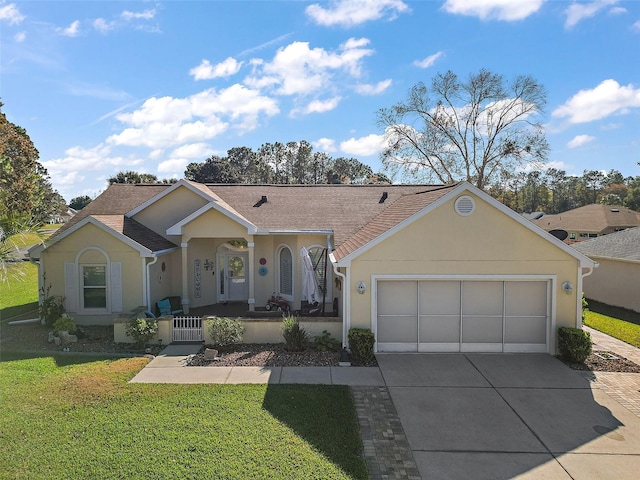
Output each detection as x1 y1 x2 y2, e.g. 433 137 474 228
1 0 639 202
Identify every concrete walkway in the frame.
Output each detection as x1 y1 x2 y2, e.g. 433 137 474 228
130 344 386 386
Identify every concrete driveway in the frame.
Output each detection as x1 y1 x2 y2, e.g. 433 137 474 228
377 354 640 479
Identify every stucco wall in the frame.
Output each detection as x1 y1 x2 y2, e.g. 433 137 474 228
348 192 581 334
583 258 640 312
42 223 147 325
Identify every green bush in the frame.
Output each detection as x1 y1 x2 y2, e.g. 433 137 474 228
52 313 75 332
206 316 245 347
558 327 592 363
126 317 159 348
39 294 65 327
282 316 309 352
313 330 340 352
348 328 375 365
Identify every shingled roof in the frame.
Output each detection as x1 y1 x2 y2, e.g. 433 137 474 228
531 204 640 234
572 226 640 262
91 215 178 252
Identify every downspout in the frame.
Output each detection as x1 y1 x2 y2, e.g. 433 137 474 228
577 263 597 328
331 260 348 348
146 255 158 310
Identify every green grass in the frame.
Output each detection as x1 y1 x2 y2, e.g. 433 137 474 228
584 310 640 348
0 354 368 480
0 262 39 312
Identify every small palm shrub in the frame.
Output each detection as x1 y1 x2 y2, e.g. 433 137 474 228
313 330 340 351
558 327 592 363
39 293 65 327
126 317 159 348
348 328 375 365
206 316 245 347
282 316 309 352
53 313 75 332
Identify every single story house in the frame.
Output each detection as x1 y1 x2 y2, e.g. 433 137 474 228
29 180 595 354
573 226 640 313
531 204 640 243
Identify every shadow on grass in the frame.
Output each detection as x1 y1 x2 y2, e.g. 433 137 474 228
587 299 640 326
0 302 39 324
0 349 133 367
263 384 368 480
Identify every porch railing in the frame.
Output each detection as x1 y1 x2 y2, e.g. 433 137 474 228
173 316 203 342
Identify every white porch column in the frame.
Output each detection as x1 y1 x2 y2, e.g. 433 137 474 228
181 242 190 314
247 240 255 311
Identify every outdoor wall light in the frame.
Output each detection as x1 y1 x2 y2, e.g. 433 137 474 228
356 281 366 294
561 281 573 294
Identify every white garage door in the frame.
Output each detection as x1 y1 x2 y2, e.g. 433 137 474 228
376 280 549 353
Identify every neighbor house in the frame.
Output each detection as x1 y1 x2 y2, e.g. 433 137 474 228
573 226 640 313
532 204 640 243
29 180 595 354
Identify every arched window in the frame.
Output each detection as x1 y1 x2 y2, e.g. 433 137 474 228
278 245 293 298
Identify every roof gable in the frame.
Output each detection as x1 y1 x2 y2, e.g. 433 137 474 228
573 226 640 262
532 204 640 233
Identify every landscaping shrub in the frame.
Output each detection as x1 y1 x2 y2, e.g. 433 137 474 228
348 328 375 365
126 317 158 348
282 316 309 352
206 316 245 347
313 330 340 352
52 313 75 332
558 326 592 363
38 293 65 327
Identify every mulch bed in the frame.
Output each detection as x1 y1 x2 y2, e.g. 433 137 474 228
562 351 640 373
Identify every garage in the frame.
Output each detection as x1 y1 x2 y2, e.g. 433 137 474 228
375 279 550 353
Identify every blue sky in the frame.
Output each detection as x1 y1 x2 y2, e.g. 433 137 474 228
1 0 639 202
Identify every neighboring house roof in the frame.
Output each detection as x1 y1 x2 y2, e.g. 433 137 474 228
572 226 640 262
531 204 640 234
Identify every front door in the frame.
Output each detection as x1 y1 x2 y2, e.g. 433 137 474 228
224 253 248 301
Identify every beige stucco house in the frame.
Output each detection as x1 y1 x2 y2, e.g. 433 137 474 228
29 180 595 354
573 227 640 313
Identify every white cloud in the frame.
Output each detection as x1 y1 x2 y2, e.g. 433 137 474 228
0 2 25 25
633 20 640 32
93 18 116 33
413 51 443 69
565 0 618 28
442 0 545 21
108 85 279 148
567 134 595 149
244 38 374 96
121 9 156 21
58 20 80 37
157 158 189 175
190 57 243 80
340 133 384 156
313 137 337 153
14 31 25 42
300 96 342 115
552 79 640 124
306 0 410 27
355 79 392 95
170 143 215 159
608 6 627 15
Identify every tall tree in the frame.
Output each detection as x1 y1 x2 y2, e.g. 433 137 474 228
377 69 549 189
69 195 92 210
185 156 237 183
581 170 606 204
108 171 160 184
0 102 61 222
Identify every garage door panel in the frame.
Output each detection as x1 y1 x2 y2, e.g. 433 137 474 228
463 282 503 316
505 282 547 316
419 315 460 343
462 316 503 343
377 315 418 343
505 316 547 344
419 281 460 314
377 281 417 316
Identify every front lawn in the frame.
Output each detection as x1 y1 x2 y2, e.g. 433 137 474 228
0 261 39 311
584 310 640 348
0 354 367 479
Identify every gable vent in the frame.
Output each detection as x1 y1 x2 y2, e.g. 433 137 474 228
455 195 475 216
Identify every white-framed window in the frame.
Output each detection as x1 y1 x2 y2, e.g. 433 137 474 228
277 245 293 299
81 264 107 309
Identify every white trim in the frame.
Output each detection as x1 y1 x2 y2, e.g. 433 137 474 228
377 343 417 353
126 179 214 218
33 216 155 257
166 203 257 236
334 182 596 269
372 275 555 354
